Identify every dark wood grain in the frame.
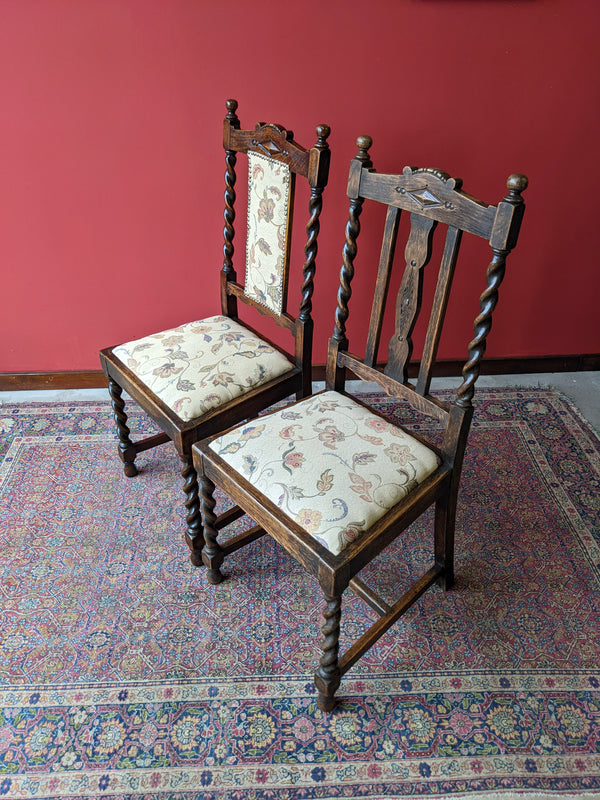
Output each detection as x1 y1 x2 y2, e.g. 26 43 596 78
385 213 436 382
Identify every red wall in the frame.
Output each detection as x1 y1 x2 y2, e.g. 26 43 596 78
1 0 599 372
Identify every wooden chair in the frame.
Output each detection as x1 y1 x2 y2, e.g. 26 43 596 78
99 99 331 564
193 135 527 711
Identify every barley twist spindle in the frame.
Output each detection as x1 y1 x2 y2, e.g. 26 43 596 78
200 474 224 584
315 593 342 711
332 136 372 344
108 378 138 477
299 124 330 321
180 455 202 562
457 173 527 407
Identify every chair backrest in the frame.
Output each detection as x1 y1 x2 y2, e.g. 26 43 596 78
220 99 331 393
326 135 527 462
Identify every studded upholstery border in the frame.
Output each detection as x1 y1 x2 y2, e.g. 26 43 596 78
244 152 291 315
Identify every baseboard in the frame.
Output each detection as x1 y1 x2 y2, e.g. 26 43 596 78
0 371 109 391
2 354 599 392
313 354 600 381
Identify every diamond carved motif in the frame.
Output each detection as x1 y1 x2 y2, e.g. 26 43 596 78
407 188 441 208
263 139 282 155
252 139 288 158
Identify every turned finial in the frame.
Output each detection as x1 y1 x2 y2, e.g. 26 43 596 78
354 135 373 170
356 135 372 159
315 124 331 145
225 98 239 120
504 173 528 204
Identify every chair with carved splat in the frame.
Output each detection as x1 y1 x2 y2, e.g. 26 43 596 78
192 135 527 710
99 99 331 563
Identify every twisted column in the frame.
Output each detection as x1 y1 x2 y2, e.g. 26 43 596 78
332 136 372 345
456 249 507 407
222 149 237 280
180 455 203 564
298 186 323 322
457 173 527 407
299 123 330 322
314 593 342 711
108 378 138 477
332 196 365 347
200 473 225 584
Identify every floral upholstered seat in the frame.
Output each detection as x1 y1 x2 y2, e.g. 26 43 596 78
112 315 294 422
209 390 441 555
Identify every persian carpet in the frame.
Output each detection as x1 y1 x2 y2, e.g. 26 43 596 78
0 388 599 800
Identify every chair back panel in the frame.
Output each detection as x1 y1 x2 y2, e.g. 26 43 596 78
245 152 294 315
220 101 331 371
329 137 527 429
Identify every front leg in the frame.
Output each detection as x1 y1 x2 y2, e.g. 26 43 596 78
314 593 342 712
180 454 203 565
200 473 226 584
108 377 138 477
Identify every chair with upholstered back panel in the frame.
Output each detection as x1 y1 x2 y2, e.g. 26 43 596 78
192 135 527 710
100 99 330 564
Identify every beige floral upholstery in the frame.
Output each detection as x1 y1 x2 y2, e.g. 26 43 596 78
112 316 294 422
209 391 441 555
244 152 291 314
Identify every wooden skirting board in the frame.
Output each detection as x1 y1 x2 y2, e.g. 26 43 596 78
1 354 598 392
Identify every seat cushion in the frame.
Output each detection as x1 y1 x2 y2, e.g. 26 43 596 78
111 315 294 422
209 391 441 555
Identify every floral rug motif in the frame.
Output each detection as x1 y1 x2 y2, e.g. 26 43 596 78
0 389 599 799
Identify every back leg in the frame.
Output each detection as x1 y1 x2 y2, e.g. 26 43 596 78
108 377 138 477
434 490 456 591
199 473 225 584
180 453 204 566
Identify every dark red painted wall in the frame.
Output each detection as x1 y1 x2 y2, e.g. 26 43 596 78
1 0 599 372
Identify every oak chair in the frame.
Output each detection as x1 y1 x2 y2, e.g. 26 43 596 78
99 99 331 564
193 136 527 711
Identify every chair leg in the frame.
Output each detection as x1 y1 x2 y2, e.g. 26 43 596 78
314 593 342 712
180 454 203 566
434 490 456 591
199 473 225 584
108 377 138 477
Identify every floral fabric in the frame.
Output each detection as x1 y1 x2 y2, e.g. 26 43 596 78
111 315 294 422
209 391 441 555
244 152 291 315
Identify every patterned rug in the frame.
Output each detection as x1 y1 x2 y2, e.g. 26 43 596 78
0 389 599 800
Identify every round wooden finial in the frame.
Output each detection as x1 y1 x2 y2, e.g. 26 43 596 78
356 135 372 152
355 135 373 164
506 173 528 194
316 124 331 141
226 98 238 114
